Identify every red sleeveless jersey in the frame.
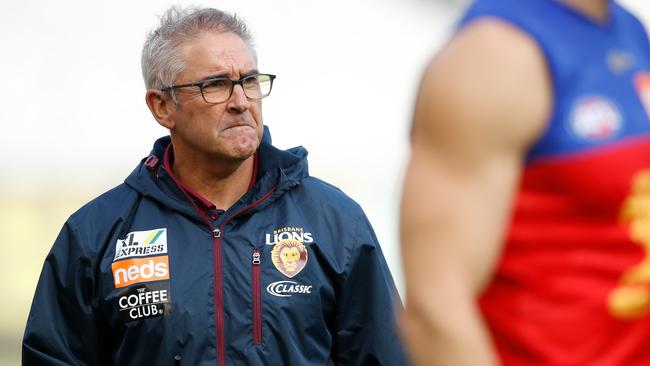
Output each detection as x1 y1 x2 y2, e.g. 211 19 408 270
462 0 650 364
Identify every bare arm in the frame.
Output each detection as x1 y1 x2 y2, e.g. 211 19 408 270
400 19 551 366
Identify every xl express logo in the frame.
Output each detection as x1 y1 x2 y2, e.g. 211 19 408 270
114 228 167 261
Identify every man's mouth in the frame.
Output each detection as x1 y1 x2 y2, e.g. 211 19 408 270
224 123 255 131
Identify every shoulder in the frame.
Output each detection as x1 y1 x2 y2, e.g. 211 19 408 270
413 17 551 154
295 177 383 271
295 176 381 246
614 3 650 43
70 184 138 222
296 176 365 215
614 2 645 26
65 183 139 247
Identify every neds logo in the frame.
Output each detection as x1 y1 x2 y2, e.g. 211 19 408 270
112 256 169 288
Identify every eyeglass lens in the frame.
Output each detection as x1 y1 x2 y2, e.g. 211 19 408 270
201 74 273 103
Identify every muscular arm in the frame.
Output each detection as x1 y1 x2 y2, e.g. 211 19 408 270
400 19 551 366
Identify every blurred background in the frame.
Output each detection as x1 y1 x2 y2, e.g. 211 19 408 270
1 0 649 364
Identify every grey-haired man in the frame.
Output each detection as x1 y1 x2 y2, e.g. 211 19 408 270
23 6 408 365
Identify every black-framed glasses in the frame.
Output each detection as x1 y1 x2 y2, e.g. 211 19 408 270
161 73 276 104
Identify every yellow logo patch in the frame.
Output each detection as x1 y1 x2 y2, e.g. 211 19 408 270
608 170 650 319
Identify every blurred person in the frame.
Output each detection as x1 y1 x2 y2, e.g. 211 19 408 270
22 6 408 365
400 0 650 364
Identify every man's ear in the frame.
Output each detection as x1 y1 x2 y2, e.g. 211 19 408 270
146 89 176 129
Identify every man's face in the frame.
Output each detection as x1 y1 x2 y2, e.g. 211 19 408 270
170 31 263 162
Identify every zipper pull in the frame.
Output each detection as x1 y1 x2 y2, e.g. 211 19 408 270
252 249 261 265
212 228 221 238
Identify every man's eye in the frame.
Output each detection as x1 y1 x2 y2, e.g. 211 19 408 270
243 76 260 87
203 79 229 89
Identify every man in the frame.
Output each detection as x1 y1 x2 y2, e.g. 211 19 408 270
23 6 407 365
401 0 650 365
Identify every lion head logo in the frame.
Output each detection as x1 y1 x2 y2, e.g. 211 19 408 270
271 238 308 278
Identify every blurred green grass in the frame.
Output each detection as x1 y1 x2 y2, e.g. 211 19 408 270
0 190 95 364
0 341 18 365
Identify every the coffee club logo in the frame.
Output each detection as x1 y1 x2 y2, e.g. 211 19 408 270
265 226 313 245
117 282 171 322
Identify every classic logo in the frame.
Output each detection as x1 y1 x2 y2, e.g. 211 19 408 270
112 255 170 288
265 226 313 246
569 96 622 141
271 238 308 278
267 280 313 297
114 228 167 261
117 282 171 322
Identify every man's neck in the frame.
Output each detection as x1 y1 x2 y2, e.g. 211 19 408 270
559 0 610 23
171 145 255 211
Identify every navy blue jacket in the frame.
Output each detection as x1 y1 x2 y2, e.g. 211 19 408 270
23 128 408 365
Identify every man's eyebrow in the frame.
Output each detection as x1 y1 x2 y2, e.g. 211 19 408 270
241 69 259 78
200 69 259 81
200 72 230 81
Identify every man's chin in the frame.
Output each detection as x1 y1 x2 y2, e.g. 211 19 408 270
221 142 259 162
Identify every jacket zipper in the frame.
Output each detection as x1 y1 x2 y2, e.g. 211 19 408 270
211 187 276 366
210 225 226 366
252 248 263 345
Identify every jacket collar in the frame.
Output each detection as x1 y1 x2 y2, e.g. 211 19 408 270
124 125 309 222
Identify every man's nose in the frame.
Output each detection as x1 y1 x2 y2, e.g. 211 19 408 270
227 84 249 113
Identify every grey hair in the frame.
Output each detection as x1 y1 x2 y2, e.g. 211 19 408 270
141 6 257 96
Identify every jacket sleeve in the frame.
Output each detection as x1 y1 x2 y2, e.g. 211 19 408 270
333 212 411 366
23 221 110 365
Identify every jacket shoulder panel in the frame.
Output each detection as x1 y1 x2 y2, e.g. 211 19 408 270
66 183 140 255
296 176 364 215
